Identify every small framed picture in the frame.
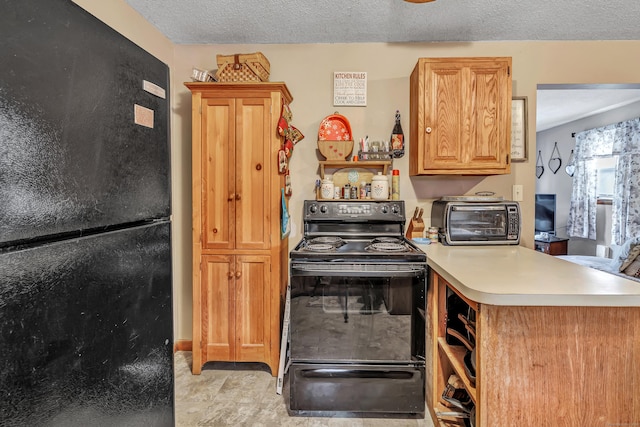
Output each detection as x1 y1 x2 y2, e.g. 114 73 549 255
511 96 528 162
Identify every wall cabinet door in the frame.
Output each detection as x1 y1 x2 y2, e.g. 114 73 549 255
200 254 271 363
409 57 512 175
201 97 271 251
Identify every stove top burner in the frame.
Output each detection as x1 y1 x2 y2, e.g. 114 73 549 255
365 242 408 252
371 237 403 245
309 236 345 246
303 243 337 252
302 236 346 252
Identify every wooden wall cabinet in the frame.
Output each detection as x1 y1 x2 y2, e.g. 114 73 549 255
186 82 293 376
409 57 512 175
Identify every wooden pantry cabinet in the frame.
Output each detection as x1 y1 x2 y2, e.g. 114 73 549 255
186 82 292 375
409 57 512 175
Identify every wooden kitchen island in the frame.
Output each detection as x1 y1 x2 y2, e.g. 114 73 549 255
418 243 640 427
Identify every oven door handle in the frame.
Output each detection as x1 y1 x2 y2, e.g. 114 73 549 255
451 205 505 211
298 368 416 380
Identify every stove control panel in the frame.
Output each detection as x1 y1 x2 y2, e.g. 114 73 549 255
305 200 405 220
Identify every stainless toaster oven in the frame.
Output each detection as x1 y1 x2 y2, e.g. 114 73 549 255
431 198 521 245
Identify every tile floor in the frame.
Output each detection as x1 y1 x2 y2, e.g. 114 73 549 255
174 351 436 427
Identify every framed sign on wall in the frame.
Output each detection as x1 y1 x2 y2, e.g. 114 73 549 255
333 72 367 106
511 96 528 162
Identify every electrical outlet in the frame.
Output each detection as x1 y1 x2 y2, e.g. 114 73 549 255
512 184 523 201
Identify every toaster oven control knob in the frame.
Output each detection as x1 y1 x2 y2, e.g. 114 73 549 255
320 205 328 213
392 204 400 214
309 204 318 213
381 205 389 213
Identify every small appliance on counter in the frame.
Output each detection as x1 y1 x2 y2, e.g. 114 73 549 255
431 196 521 245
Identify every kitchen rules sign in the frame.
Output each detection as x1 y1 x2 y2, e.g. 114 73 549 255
333 72 367 106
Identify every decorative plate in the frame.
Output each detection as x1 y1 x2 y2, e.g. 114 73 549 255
318 113 352 141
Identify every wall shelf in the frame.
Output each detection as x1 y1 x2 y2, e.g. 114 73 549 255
319 160 392 178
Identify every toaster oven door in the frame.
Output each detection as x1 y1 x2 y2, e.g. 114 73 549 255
445 204 520 245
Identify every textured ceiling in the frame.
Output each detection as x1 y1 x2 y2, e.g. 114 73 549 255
537 87 640 132
123 0 640 130
125 0 638 45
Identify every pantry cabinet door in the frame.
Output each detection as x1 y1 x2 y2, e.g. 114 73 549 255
234 255 271 363
234 97 272 250
201 255 235 362
201 98 236 250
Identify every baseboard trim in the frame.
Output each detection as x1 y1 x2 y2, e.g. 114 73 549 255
174 340 192 353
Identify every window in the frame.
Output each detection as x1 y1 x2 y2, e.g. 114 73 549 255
596 157 617 201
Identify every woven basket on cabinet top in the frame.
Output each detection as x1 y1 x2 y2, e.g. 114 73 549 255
215 52 270 82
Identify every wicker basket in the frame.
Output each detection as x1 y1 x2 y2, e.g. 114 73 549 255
215 52 270 82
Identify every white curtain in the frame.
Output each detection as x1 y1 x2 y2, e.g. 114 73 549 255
567 117 640 244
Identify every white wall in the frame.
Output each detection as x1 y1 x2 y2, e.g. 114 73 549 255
536 99 640 255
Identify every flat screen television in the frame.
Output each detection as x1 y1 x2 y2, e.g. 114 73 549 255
535 194 556 236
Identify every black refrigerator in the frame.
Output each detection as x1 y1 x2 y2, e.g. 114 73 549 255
0 0 174 425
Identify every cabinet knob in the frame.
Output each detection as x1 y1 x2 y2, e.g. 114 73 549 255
235 271 241 278
235 194 241 201
227 272 234 279
213 228 218 234
228 193 234 201
256 163 262 171
425 127 432 134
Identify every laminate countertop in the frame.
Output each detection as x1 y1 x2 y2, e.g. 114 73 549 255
417 243 640 306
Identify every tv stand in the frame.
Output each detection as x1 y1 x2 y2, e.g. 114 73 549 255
534 236 569 255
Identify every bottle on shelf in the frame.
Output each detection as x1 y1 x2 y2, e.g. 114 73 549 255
390 110 405 158
360 181 367 199
392 169 400 200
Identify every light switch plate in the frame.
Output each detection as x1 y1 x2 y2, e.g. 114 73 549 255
512 184 523 201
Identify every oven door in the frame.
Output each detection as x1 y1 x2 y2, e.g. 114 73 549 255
289 273 426 364
288 269 426 414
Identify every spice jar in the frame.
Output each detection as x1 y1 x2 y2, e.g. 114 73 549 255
428 226 439 243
